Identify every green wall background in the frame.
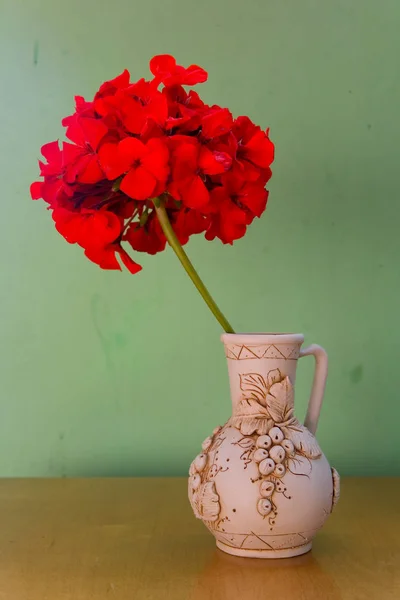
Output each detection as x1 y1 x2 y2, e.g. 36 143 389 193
0 0 399 477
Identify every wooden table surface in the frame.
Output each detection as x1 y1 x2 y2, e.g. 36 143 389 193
0 478 399 600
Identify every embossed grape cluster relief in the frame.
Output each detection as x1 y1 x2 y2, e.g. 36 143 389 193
254 427 293 516
188 426 224 522
233 370 326 522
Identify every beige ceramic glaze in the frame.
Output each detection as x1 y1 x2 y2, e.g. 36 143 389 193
188 333 340 559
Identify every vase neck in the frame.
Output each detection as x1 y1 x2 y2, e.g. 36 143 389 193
221 334 304 415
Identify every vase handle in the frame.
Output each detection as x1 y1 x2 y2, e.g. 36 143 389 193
299 344 328 435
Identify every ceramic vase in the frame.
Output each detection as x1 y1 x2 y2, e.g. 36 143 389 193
188 333 340 559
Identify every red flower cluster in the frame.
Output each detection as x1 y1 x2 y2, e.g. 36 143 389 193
31 55 274 273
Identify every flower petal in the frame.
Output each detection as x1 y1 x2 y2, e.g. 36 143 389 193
199 146 228 175
98 138 144 180
41 141 61 163
244 131 274 168
150 54 208 87
118 247 143 273
98 143 123 179
172 141 198 179
52 208 84 244
121 97 147 134
78 211 122 248
172 208 207 245
96 69 131 98
120 166 157 200
118 137 146 161
84 245 122 271
181 176 209 208
142 138 169 181
182 64 208 86
149 54 177 77
125 219 166 255
202 108 233 139
78 117 108 150
239 184 268 218
62 142 83 166
77 155 105 184
30 181 42 200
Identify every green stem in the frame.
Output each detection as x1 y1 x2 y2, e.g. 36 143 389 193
153 198 235 333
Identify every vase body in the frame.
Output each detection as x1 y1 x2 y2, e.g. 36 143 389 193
188 333 339 559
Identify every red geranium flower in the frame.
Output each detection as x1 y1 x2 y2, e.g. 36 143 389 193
169 137 232 208
125 212 166 255
63 117 108 184
163 85 206 131
150 54 208 87
52 207 141 273
204 172 268 244
99 137 169 200
201 107 233 140
231 116 275 181
31 54 274 281
94 69 131 104
62 96 96 128
30 141 73 207
38 140 63 177
85 243 141 273
95 80 168 136
170 207 208 245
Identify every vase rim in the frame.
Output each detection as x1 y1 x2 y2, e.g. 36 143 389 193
221 332 305 345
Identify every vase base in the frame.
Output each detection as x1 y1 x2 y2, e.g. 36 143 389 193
216 540 312 559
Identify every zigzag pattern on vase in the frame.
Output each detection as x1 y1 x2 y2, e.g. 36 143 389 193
225 344 300 361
